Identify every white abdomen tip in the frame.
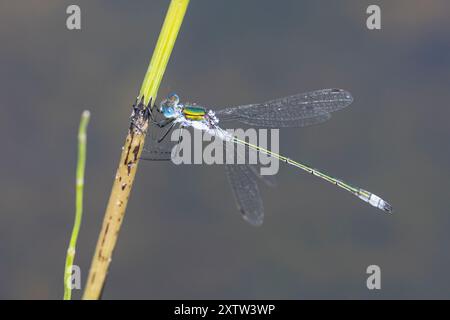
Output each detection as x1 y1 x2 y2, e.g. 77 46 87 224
370 194 393 213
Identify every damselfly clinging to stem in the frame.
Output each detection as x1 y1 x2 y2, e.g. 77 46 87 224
139 89 392 226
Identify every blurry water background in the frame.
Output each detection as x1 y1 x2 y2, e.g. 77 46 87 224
0 0 449 299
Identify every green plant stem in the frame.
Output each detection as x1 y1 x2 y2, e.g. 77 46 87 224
139 0 190 105
64 110 90 300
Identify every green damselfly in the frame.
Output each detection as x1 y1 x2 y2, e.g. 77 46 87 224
140 89 392 226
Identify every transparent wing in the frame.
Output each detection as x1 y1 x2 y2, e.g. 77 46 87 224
141 144 173 161
249 164 277 187
232 113 332 128
141 125 184 161
214 126 277 187
215 88 353 128
215 126 276 226
224 164 264 227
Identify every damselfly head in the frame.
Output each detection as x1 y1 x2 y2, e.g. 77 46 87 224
159 93 180 115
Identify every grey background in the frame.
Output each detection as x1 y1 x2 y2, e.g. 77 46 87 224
0 0 449 299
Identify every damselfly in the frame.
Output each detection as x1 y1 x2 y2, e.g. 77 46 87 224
140 89 392 226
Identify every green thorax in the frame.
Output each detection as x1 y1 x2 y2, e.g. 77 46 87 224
182 105 206 120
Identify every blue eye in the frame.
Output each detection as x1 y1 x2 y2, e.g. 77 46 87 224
167 93 180 104
162 106 175 117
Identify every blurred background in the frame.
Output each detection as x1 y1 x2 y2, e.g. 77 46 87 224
0 0 449 299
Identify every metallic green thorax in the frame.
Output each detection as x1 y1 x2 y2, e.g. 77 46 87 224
183 105 206 120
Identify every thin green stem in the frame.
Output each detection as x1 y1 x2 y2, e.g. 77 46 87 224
64 110 90 300
139 0 190 106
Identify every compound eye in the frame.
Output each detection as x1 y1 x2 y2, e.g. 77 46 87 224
167 92 179 103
